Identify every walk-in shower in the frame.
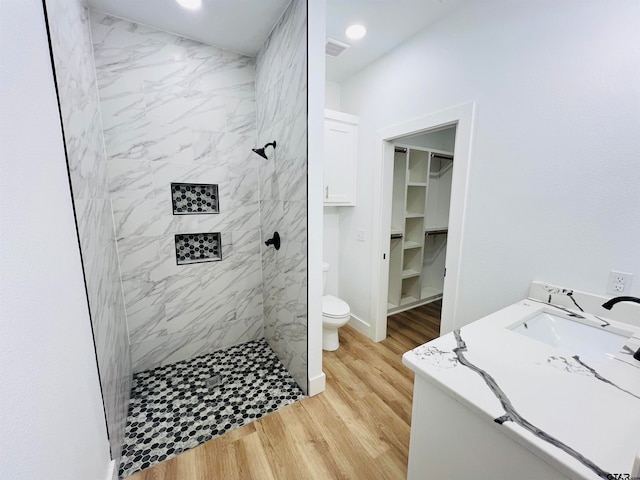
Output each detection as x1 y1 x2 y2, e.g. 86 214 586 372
42 0 308 475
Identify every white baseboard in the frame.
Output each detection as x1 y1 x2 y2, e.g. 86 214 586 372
307 371 326 396
347 314 372 339
105 459 118 480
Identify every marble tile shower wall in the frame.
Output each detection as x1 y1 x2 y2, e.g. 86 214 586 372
44 0 131 460
89 12 263 373
256 0 308 393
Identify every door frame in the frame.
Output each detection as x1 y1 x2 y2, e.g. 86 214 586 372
369 102 476 341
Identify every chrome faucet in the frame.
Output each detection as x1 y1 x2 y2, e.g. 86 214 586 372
601 296 640 361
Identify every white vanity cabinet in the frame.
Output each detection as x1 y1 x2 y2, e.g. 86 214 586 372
402 285 640 480
324 109 358 206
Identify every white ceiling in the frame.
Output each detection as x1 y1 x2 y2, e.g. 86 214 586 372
325 0 467 82
86 0 291 56
86 0 465 81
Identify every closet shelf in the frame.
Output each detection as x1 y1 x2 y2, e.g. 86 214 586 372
402 269 421 279
403 241 422 250
405 213 424 219
400 295 420 306
407 182 427 187
421 286 443 300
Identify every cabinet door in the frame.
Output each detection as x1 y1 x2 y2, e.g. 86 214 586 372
324 117 357 205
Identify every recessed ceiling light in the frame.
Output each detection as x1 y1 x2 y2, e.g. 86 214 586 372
345 24 366 40
176 0 202 10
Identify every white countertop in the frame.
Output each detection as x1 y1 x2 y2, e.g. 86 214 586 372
403 290 640 480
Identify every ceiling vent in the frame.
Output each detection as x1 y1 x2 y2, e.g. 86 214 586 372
325 38 350 57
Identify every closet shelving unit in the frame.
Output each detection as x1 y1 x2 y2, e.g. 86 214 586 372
387 146 453 315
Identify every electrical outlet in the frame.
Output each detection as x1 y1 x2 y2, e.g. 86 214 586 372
357 229 366 242
607 270 633 295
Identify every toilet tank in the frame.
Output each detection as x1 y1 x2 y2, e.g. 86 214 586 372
322 262 329 294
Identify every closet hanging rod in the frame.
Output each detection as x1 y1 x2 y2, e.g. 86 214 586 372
394 146 407 153
425 229 448 236
431 153 454 160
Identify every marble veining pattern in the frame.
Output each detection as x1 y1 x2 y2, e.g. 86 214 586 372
545 355 640 401
411 344 459 368
256 0 308 394
526 297 612 328
44 0 131 461
451 329 611 480
405 295 640 480
529 281 640 330
90 11 263 372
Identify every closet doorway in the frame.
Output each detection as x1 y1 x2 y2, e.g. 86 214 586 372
369 103 475 342
387 128 455 317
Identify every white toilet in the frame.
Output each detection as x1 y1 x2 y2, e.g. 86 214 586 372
322 262 351 351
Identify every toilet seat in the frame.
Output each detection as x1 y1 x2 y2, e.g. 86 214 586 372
322 295 350 318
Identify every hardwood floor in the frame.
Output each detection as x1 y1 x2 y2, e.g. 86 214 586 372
126 302 441 480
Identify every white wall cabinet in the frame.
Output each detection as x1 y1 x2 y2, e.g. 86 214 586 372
324 109 358 206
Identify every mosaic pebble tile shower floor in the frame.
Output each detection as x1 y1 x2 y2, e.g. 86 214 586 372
119 339 305 478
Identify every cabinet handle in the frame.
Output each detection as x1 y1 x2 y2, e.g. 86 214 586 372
325 185 329 199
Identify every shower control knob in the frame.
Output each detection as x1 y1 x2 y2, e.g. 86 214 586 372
265 231 281 250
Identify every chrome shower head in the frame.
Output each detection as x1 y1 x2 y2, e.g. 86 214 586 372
252 141 276 159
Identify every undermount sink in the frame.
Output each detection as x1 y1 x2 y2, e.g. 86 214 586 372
509 311 632 366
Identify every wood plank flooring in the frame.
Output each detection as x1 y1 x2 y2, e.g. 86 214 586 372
126 302 441 480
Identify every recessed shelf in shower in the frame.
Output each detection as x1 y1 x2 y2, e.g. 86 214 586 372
175 232 222 265
171 182 219 215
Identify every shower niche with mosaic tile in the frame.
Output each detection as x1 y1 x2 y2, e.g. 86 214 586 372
175 232 222 265
171 182 219 215
172 183 223 265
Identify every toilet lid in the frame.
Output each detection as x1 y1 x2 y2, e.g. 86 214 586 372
323 295 350 318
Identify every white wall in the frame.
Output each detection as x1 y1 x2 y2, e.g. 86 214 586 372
308 0 327 395
322 206 341 296
340 0 640 331
0 1 113 479
322 81 342 296
46 1 132 458
325 80 342 110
